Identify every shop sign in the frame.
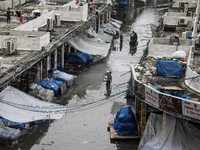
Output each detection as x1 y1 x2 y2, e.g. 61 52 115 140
145 87 159 107
182 101 200 119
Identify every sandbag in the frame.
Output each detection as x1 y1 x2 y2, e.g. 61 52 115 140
29 83 37 90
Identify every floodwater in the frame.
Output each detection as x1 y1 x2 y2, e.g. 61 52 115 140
5 2 167 150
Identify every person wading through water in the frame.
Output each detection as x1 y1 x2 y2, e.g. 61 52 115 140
105 71 112 87
6 7 11 23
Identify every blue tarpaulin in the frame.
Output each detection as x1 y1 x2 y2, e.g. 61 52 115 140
31 80 63 94
157 88 192 100
116 1 128 6
112 105 138 136
1 119 39 129
51 55 64 71
157 60 183 77
68 50 93 66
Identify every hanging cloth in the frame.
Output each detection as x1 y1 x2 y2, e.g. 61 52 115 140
20 13 23 23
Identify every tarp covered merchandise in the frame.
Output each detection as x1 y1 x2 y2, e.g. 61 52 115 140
29 83 55 101
52 70 74 86
112 105 138 136
157 60 183 77
138 113 200 150
67 35 110 61
0 125 20 142
68 50 93 66
31 79 63 94
0 86 66 123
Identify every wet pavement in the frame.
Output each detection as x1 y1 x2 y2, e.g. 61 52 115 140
3 2 167 150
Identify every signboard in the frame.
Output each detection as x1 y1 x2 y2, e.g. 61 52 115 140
145 87 159 107
182 101 200 120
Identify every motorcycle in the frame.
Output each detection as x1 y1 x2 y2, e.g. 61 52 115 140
129 34 138 46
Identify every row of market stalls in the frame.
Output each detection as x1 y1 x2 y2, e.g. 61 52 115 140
0 18 122 145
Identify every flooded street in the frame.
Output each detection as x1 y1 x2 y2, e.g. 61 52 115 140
9 2 166 150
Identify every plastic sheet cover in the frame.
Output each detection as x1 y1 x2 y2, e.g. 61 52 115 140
138 113 200 150
157 60 183 77
52 70 74 86
32 79 63 94
0 124 20 141
112 106 138 136
67 35 110 59
88 28 113 43
0 86 66 123
103 23 120 35
68 50 93 66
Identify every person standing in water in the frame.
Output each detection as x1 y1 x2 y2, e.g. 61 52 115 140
105 71 112 87
6 7 11 23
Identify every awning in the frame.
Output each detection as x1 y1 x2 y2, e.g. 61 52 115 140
67 35 111 58
0 86 66 123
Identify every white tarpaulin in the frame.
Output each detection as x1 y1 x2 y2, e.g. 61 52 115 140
138 113 200 150
0 86 66 123
88 28 113 43
67 35 111 58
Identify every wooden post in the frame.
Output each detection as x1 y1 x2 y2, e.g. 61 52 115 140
102 13 104 26
54 49 57 70
61 44 65 69
40 61 43 80
69 46 71 53
140 101 147 139
36 62 40 81
108 10 111 20
26 69 30 91
135 96 139 120
43 57 48 77
98 16 100 32
93 18 96 31
48 53 51 71
17 76 20 89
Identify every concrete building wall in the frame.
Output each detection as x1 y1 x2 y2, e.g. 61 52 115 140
80 4 88 21
0 0 31 10
14 2 88 31
54 4 87 21
0 32 49 50
163 15 193 26
152 38 192 45
172 0 197 8
14 10 55 31
40 32 50 49
148 42 191 58
165 12 187 17
10 30 45 37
